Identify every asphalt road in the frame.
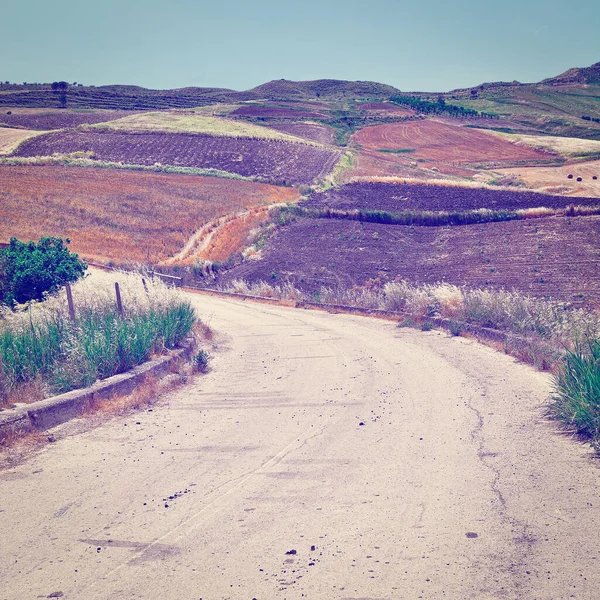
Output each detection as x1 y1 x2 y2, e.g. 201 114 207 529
1 293 600 600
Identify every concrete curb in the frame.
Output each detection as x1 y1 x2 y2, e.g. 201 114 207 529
0 338 196 443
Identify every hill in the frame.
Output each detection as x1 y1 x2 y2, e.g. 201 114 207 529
541 62 600 85
248 78 401 100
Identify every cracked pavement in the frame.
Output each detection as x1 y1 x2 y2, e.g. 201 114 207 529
1 292 600 599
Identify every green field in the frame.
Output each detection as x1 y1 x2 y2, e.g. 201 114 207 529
447 85 600 139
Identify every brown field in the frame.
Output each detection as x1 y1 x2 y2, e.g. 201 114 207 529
198 208 272 262
0 127 46 154
219 215 600 306
351 119 554 168
345 148 474 181
496 160 600 198
0 165 298 264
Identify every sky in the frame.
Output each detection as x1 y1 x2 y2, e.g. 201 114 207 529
3 0 599 92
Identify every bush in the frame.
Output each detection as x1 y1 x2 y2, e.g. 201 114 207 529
193 349 211 373
0 237 87 307
550 339 600 446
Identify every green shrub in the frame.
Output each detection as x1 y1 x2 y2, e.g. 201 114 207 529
0 237 86 306
550 339 600 446
193 349 211 373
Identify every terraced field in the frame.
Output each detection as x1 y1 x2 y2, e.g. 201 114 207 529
0 165 298 264
12 130 341 185
0 108 134 130
231 105 327 120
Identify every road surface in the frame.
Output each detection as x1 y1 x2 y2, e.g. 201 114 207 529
1 293 599 599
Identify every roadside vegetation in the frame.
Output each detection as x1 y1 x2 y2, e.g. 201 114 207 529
0 271 196 408
0 237 86 306
218 277 600 450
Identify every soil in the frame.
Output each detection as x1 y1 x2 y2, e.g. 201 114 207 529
219 215 600 306
352 119 555 167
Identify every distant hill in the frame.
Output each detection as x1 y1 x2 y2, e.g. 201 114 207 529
249 78 401 100
541 62 600 86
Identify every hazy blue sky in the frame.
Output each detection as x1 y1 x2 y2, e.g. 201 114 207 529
3 0 599 91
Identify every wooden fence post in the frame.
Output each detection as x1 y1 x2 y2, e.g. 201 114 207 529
65 283 76 322
115 282 124 316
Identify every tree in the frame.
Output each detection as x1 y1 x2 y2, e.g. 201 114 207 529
51 81 69 107
0 237 87 306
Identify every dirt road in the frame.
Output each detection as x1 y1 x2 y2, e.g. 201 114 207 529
1 294 600 599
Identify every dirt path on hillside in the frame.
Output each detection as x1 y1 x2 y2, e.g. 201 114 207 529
1 293 599 599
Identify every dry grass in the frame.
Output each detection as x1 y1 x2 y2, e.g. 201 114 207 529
495 160 600 198
0 127 47 155
493 132 600 158
0 165 299 264
91 111 318 144
198 208 273 262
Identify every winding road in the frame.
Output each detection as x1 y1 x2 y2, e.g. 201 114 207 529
1 293 600 599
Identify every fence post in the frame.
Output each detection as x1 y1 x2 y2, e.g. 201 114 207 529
65 283 76 322
115 282 124 316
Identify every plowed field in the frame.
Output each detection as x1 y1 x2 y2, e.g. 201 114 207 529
352 119 553 167
219 215 600 305
0 165 298 264
267 122 337 144
0 109 133 130
13 131 340 185
303 182 600 212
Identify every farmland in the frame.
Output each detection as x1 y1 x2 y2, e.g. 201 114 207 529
351 119 556 168
496 160 600 198
302 181 600 212
491 132 600 159
266 122 337 144
91 110 311 142
356 102 415 116
0 128 46 154
230 105 328 120
0 108 134 130
0 165 298 264
219 213 600 306
12 130 341 185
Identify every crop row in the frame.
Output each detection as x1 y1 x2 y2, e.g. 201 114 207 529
0 110 133 130
13 131 341 185
302 182 600 212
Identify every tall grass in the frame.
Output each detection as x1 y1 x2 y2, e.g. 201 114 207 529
278 204 600 228
219 277 600 449
220 278 599 351
0 272 196 406
550 340 600 448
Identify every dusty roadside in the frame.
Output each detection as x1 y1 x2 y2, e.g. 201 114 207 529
1 292 599 599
